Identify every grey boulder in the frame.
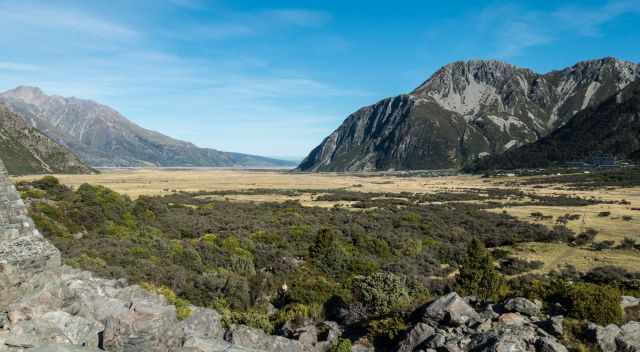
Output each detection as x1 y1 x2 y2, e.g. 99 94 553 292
423 293 480 326
504 298 542 317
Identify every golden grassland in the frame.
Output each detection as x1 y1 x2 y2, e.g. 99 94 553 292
14 168 640 273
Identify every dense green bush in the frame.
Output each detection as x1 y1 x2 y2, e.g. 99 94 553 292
352 272 410 316
565 283 623 325
456 239 506 301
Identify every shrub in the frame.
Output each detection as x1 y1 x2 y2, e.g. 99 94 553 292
368 316 407 345
499 257 544 275
19 188 46 199
598 211 611 217
591 241 614 251
572 229 598 246
618 238 637 250
565 283 622 325
352 272 409 316
330 339 352 352
231 310 274 334
274 303 323 328
456 239 506 301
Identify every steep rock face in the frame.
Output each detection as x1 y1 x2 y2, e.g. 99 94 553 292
472 79 640 170
0 87 292 168
0 105 92 175
299 58 640 172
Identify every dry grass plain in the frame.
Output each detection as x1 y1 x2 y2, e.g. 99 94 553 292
15 168 640 273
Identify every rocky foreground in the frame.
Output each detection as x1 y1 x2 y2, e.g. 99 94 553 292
1 156 639 352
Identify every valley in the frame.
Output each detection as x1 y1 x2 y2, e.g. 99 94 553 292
15 168 640 274
2 2 640 350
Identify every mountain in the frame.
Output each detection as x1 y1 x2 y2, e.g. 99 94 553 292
298 57 640 172
0 104 93 175
0 87 293 168
470 79 640 171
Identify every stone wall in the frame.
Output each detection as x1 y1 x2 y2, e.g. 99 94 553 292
0 159 60 306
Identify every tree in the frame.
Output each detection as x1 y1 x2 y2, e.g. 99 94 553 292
308 228 348 275
455 239 505 301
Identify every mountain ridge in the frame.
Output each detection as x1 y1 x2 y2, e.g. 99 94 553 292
298 57 640 172
470 79 640 171
0 87 294 168
0 104 93 175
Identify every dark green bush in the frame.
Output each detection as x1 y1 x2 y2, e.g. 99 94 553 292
565 283 622 325
456 239 506 301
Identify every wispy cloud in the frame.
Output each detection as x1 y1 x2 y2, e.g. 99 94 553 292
472 5 552 58
553 0 640 37
0 61 41 72
430 0 640 59
0 1 139 39
177 8 332 41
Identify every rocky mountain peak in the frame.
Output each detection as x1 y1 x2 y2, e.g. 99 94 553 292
413 60 533 92
552 57 639 87
410 59 535 116
1 86 47 104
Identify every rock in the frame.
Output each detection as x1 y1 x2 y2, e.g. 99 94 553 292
616 321 640 352
296 324 318 347
441 342 462 352
504 298 542 317
425 333 446 349
350 342 374 352
621 296 640 310
537 316 563 337
395 322 435 352
181 337 257 352
587 323 621 352
497 313 527 326
40 311 104 348
229 325 306 352
536 337 568 352
478 304 500 320
318 321 341 344
179 307 224 340
472 319 493 333
423 293 480 326
31 345 102 352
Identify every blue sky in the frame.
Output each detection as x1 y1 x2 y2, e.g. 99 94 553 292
0 0 639 159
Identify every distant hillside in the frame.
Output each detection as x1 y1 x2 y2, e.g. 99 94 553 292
0 87 293 168
298 57 639 172
0 105 93 175
470 80 640 171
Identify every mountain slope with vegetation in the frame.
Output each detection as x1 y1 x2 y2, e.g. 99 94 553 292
471 80 640 171
0 86 293 168
299 58 639 172
0 105 92 175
